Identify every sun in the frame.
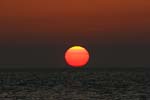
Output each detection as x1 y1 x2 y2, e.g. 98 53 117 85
65 46 90 67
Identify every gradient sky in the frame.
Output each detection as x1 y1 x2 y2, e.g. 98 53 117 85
0 0 150 69
0 0 150 45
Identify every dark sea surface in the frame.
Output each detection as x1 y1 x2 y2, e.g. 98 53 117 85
0 68 149 100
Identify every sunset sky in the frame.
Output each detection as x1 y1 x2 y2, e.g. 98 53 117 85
0 0 150 45
0 0 150 69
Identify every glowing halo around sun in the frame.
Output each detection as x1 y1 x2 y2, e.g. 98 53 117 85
65 46 90 67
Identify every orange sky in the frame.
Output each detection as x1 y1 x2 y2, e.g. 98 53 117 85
0 0 150 45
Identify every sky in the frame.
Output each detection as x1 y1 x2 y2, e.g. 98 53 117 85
0 0 150 69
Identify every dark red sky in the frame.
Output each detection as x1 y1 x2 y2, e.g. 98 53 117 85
0 0 150 45
0 0 150 69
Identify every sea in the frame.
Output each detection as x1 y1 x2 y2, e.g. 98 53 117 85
0 68 149 100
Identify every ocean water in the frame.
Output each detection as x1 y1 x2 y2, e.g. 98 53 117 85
0 69 149 100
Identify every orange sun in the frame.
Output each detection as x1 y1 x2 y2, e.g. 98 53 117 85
65 46 90 67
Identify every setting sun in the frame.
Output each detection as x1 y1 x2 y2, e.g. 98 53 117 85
65 46 90 67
